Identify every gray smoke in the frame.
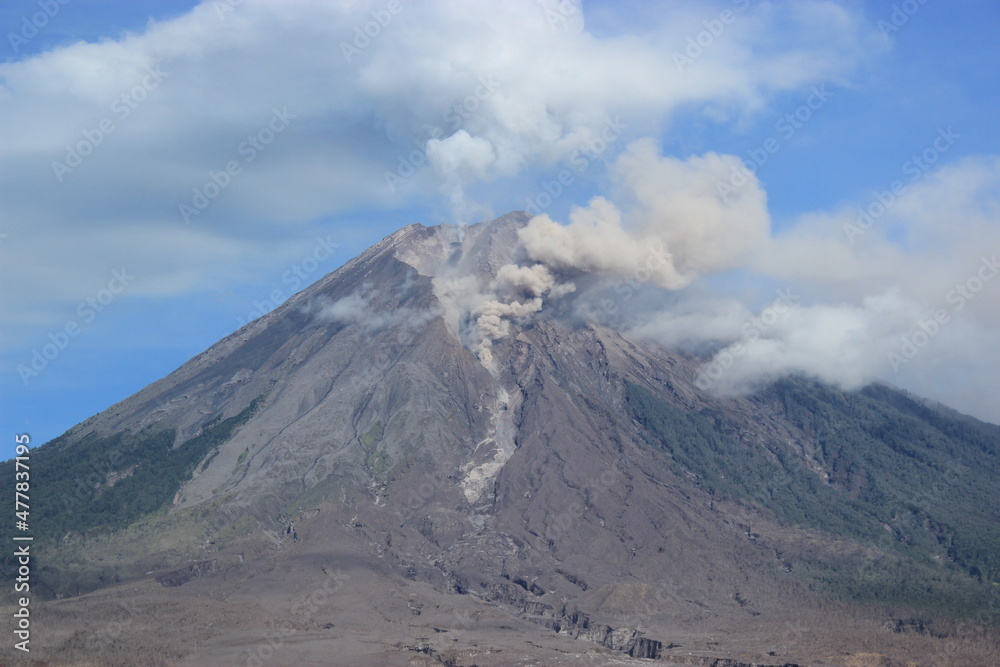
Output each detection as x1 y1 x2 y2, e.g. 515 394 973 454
463 138 773 366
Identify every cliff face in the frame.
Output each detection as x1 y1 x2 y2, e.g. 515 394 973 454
9 212 1000 666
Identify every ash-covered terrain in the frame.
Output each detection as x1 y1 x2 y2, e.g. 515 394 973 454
3 213 999 666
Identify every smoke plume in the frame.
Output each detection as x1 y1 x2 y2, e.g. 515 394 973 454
451 144 1000 426
463 138 773 366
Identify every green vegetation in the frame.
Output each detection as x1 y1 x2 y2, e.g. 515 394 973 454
200 448 220 472
795 554 999 620
774 379 1000 585
0 396 264 580
625 382 881 542
360 421 391 475
282 475 344 515
361 421 384 449
625 378 1000 618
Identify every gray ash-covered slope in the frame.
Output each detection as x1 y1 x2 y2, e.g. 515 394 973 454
6 212 1000 665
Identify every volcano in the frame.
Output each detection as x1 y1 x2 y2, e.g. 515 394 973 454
4 212 999 666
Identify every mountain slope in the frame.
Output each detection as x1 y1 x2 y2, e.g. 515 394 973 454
3 212 999 666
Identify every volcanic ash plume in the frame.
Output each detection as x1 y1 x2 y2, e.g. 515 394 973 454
518 199 687 289
519 139 771 287
466 139 774 366
495 263 576 300
471 263 575 366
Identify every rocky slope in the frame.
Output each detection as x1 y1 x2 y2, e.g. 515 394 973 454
3 212 999 666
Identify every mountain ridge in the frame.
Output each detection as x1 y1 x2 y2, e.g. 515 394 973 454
3 212 999 666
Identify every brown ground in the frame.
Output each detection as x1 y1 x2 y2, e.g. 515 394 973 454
3 516 997 667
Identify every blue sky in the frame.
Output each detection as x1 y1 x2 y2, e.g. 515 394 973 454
2 0 999 459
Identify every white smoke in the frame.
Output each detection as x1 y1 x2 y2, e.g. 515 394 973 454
496 263 578 301
518 198 689 289
308 285 440 335
470 296 543 366
451 144 1000 426
448 138 775 368
519 139 771 288
695 292 919 394
604 152 1000 420
463 263 576 368
635 290 923 395
417 141 1000 424
613 138 771 276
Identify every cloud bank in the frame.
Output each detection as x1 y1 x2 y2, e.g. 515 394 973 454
3 0 999 434
461 145 1000 424
0 0 879 347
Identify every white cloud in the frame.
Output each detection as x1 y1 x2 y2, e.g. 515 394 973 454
17 1 1000 424
0 0 880 344
310 286 439 335
693 292 921 394
517 138 771 290
755 156 1000 327
627 154 1000 423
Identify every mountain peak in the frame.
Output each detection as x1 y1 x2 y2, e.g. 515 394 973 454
7 212 1000 666
391 210 532 279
